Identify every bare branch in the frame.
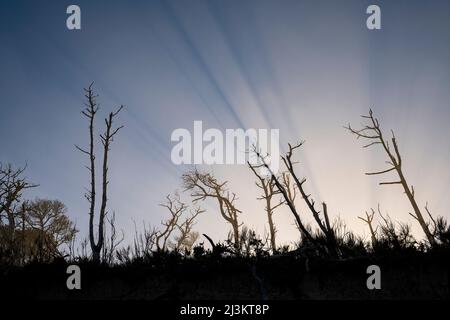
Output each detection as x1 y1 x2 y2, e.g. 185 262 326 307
365 167 396 176
379 181 402 185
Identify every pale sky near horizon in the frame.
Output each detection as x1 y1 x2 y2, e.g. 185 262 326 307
1 0 450 247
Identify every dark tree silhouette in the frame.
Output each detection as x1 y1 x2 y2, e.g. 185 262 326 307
252 144 339 258
251 147 313 244
346 109 436 246
248 162 283 251
173 206 203 252
157 193 186 250
156 193 203 251
24 198 78 261
183 170 242 249
76 83 124 263
358 208 378 248
0 163 37 263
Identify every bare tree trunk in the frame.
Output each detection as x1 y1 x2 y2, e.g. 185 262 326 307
266 204 276 251
76 83 123 263
248 163 283 252
231 219 240 249
347 109 436 246
252 145 339 258
281 144 337 251
398 170 435 244
87 87 98 260
251 149 316 245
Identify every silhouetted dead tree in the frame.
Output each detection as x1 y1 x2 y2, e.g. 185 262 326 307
0 163 37 263
251 150 313 244
76 83 124 263
252 144 339 257
157 193 187 250
174 206 203 252
156 193 203 251
248 162 283 251
358 209 378 247
346 109 436 246
183 170 242 249
0 164 37 232
281 143 338 255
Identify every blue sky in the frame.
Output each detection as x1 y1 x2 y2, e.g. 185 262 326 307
1 0 450 246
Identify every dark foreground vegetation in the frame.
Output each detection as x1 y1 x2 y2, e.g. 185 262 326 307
1 243 449 300
1 85 449 299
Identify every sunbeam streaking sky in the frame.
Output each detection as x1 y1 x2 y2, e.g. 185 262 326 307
1 0 450 247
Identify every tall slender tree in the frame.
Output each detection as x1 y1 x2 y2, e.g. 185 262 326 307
346 109 436 246
76 83 123 262
248 162 283 251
